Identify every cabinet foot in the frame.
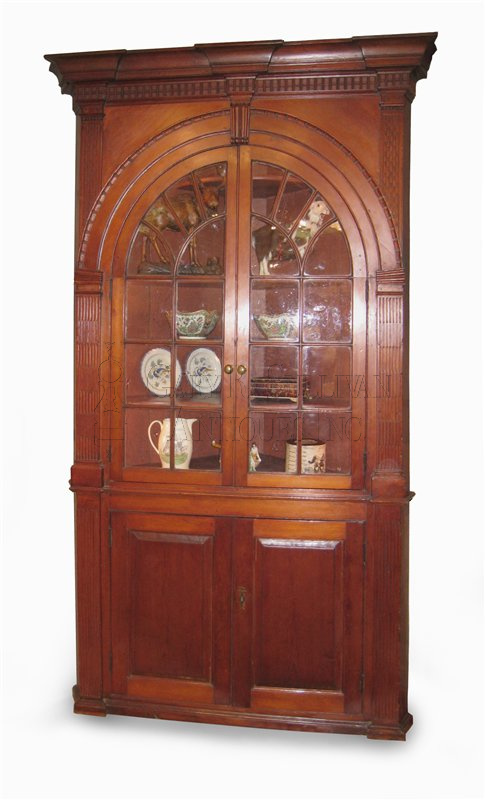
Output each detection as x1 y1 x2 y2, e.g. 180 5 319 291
72 685 107 716
366 713 413 740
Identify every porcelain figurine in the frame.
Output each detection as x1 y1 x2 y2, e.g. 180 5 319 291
292 198 331 257
252 224 295 275
148 418 196 469
249 443 262 472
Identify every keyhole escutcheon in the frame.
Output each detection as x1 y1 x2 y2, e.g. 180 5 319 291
238 586 247 611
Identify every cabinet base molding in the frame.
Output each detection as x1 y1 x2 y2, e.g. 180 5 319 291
72 689 412 740
72 685 107 717
366 713 414 741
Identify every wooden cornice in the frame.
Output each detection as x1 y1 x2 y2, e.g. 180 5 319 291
45 33 437 108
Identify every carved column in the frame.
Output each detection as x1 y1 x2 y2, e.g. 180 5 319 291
71 269 105 714
71 95 105 481
372 72 416 496
72 269 104 476
372 269 408 496
71 99 106 712
364 72 417 738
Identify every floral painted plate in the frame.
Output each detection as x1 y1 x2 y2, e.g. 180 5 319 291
186 348 221 394
140 348 182 396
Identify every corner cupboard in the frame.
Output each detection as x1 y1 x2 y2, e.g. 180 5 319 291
46 33 436 739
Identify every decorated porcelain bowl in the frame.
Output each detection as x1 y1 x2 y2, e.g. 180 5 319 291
253 312 298 340
176 309 220 338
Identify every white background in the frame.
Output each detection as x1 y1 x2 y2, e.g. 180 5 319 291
1 2 483 799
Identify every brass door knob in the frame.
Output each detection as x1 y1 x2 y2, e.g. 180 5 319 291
224 364 234 374
237 364 247 376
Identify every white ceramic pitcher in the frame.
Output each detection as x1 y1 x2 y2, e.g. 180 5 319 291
148 418 196 469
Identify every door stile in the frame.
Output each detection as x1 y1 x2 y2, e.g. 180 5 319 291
230 517 253 707
234 147 252 486
350 277 367 489
212 517 233 704
110 513 131 695
342 522 365 712
221 151 239 485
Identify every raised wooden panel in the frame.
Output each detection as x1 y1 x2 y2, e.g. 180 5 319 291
254 537 343 690
130 531 212 680
110 513 231 706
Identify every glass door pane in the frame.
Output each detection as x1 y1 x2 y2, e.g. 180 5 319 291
241 159 357 486
122 160 232 480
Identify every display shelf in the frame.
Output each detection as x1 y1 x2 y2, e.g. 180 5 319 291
128 455 221 471
175 275 225 283
125 338 172 346
249 398 299 408
125 394 222 408
125 274 174 281
249 399 352 411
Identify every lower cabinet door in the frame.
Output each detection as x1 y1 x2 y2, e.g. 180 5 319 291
110 512 232 706
232 519 364 715
110 512 364 718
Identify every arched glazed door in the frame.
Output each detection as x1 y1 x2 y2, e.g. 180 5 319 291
111 148 239 487
111 145 366 489
234 148 366 490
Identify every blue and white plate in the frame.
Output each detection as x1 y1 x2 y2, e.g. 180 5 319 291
186 348 221 394
140 348 182 396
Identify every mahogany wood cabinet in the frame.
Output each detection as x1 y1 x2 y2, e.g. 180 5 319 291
46 34 436 740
